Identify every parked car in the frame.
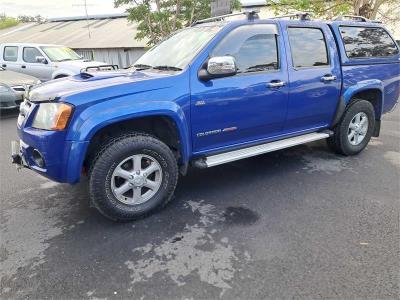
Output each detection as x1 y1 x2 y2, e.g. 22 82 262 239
0 43 107 82
12 12 399 221
0 67 40 109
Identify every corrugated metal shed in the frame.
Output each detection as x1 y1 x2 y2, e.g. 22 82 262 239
0 14 149 68
0 14 148 48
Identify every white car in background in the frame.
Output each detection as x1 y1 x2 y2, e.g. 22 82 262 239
0 43 108 81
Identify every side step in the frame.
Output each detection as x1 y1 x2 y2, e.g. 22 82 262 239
194 131 332 168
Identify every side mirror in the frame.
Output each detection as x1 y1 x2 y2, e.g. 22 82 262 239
199 56 237 81
35 56 48 64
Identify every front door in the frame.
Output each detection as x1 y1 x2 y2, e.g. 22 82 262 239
21 47 53 81
283 24 341 132
190 23 289 154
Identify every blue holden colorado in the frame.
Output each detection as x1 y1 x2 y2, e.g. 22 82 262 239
12 12 400 221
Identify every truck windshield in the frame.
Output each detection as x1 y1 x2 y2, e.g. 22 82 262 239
40 46 82 62
134 25 222 71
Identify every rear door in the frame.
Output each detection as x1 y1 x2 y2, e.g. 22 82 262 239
282 22 341 132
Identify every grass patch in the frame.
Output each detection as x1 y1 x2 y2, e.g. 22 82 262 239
0 17 20 30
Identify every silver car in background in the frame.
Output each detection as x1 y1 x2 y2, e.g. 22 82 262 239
0 67 40 109
0 43 107 81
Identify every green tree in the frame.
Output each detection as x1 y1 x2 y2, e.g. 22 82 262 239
17 15 44 23
115 0 241 45
266 0 398 20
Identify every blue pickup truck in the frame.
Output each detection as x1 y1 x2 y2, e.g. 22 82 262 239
12 12 399 221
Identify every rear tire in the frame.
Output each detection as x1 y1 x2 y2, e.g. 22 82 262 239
89 133 178 222
327 99 375 156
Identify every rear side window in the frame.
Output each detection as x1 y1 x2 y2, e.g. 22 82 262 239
3 46 18 62
288 27 329 68
340 26 399 58
23 47 42 63
212 24 279 73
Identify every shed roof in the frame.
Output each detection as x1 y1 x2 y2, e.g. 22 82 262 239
0 15 148 49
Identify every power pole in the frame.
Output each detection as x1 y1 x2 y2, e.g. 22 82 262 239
72 0 94 38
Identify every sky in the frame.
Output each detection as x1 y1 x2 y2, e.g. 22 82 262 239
0 0 127 18
0 0 259 18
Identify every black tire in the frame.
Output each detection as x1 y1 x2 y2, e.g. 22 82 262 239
89 133 178 222
327 99 375 156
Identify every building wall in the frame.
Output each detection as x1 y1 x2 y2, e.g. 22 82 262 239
74 48 147 68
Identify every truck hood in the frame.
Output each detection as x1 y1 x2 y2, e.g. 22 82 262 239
28 70 174 103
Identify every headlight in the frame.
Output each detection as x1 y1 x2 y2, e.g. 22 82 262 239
32 103 73 130
0 84 12 93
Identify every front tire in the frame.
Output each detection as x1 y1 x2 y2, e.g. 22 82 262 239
89 133 178 222
328 99 375 156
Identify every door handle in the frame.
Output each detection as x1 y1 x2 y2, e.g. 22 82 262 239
21 65 26 69
267 81 286 88
321 74 337 82
1 64 6 68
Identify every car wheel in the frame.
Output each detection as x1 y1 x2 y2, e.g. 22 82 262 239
89 133 179 221
328 99 375 156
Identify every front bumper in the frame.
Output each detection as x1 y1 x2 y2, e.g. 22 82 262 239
12 131 88 184
13 98 89 183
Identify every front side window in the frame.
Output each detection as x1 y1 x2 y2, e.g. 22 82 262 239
41 46 81 62
212 24 279 73
339 26 399 58
134 25 222 70
288 27 329 68
23 47 42 63
3 46 18 62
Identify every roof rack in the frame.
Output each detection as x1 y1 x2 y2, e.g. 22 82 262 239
333 15 368 22
192 10 259 26
333 15 382 23
271 12 312 21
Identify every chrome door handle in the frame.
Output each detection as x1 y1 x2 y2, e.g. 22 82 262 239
321 75 337 82
267 81 286 88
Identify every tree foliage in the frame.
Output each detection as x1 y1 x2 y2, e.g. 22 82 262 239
266 0 398 20
115 0 241 45
17 15 44 23
0 14 45 30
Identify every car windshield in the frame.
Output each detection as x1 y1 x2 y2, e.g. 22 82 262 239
134 25 222 71
40 46 82 62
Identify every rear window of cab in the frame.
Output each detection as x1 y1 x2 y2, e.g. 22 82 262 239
339 26 399 58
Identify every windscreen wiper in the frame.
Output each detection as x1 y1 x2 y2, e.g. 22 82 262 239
152 65 182 71
133 64 152 70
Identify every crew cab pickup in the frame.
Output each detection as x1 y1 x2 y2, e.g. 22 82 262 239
0 43 107 82
12 12 400 221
